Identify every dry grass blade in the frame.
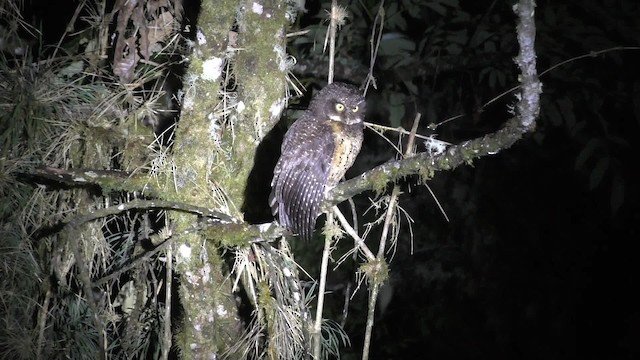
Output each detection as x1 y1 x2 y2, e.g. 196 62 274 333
232 242 314 359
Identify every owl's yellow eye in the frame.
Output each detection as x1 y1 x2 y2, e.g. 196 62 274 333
335 103 345 112
352 105 359 113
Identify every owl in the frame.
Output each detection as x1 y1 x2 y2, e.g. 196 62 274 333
270 82 366 241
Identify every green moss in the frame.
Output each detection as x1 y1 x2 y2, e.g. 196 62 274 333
199 0 238 52
437 156 451 170
167 1 290 356
257 281 276 320
370 170 390 197
418 165 434 184
460 144 477 164
173 233 241 358
204 223 259 247
360 258 389 286
219 1 287 209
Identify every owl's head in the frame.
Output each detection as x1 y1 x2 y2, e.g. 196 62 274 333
310 82 366 125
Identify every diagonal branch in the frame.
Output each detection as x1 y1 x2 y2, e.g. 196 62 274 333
327 115 535 206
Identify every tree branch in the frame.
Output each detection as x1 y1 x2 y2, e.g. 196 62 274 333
26 166 161 196
327 0 542 207
64 198 235 227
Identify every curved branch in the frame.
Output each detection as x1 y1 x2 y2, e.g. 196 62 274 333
327 0 542 207
327 116 530 205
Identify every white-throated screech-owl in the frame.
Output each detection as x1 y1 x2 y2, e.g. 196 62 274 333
270 82 366 241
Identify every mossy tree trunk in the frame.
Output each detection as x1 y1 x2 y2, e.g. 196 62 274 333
165 0 288 357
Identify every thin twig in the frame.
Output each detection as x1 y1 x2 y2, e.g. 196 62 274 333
376 186 401 259
62 199 234 229
347 198 359 240
327 0 339 84
36 282 52 360
361 114 420 360
340 281 352 327
332 207 376 261
364 121 438 141
313 213 334 359
286 29 311 37
161 222 173 360
458 43 634 126
425 183 450 222
361 282 379 360
379 113 419 258
51 0 87 60
364 1 385 95
314 1 341 357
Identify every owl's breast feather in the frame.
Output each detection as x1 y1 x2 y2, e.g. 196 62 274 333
326 120 364 186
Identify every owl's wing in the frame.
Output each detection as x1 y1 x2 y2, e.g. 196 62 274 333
270 124 333 241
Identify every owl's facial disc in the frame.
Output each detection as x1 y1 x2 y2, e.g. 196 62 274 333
328 100 365 124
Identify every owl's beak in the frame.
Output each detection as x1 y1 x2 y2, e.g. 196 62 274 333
344 114 363 125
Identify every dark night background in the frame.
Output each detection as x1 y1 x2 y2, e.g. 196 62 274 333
291 1 640 359
4 0 640 359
